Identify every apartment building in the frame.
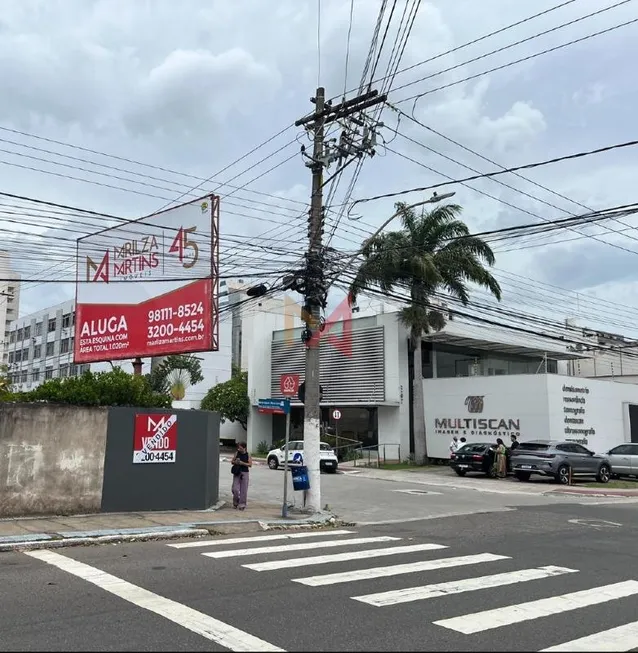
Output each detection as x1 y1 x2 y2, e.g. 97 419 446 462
4 300 89 390
0 251 20 354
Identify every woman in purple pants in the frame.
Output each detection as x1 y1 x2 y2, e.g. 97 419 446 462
231 442 252 510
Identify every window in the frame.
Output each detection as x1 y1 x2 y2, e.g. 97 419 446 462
14 350 21 363
48 318 56 332
62 313 71 329
59 364 69 378
32 369 39 382
72 311 75 325
16 328 23 342
22 348 29 361
571 444 592 455
21 371 27 383
35 322 42 337
23 325 30 340
69 364 78 377
60 338 70 354
610 444 636 455
45 342 54 356
8 352 13 364
80 364 90 374
33 345 41 359
9 331 15 344
45 366 53 380
518 442 550 452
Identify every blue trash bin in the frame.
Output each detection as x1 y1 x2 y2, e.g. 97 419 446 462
291 465 310 491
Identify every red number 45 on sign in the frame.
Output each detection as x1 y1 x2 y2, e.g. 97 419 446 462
169 226 199 269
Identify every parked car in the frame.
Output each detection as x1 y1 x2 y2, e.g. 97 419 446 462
510 440 611 485
450 442 497 477
267 440 338 473
606 443 638 478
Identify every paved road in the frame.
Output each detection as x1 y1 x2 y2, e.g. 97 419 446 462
221 456 638 524
4 501 638 651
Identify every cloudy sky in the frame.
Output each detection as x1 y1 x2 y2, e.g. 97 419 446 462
2 0 638 343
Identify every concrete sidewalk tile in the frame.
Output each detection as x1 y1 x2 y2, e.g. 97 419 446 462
0 533 53 544
0 523 38 537
10 518 74 534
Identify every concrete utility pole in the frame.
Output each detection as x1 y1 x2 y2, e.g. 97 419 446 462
295 87 387 513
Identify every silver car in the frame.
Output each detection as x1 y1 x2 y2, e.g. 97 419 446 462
606 443 638 478
510 440 611 485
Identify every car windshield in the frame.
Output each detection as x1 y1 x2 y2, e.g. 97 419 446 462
518 442 550 451
457 444 488 453
320 443 332 451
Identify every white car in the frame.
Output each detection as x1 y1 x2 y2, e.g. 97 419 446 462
267 440 338 473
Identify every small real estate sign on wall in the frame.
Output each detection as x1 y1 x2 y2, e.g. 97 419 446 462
133 413 178 463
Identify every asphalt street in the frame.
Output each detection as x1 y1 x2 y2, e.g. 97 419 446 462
221 457 635 524
3 500 638 651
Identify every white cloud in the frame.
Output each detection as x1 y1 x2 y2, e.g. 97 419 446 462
0 0 636 339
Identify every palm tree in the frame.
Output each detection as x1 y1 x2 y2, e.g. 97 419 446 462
349 202 502 464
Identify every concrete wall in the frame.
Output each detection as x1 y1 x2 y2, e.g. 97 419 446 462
0 403 108 516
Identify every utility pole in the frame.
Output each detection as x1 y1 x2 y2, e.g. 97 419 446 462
295 87 387 513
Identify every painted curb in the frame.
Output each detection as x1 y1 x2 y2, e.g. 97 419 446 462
548 489 638 498
0 515 340 552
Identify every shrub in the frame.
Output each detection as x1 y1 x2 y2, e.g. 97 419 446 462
0 368 170 408
201 369 249 429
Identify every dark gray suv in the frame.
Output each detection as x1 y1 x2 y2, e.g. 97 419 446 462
510 440 611 485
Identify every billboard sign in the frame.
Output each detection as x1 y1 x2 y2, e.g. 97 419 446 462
74 195 219 363
133 413 178 463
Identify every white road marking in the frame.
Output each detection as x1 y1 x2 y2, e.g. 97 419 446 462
244 543 448 572
540 620 638 651
293 552 509 587
391 489 443 496
202 536 400 559
353 565 577 607
169 530 355 549
434 580 638 634
568 518 622 529
25 550 283 652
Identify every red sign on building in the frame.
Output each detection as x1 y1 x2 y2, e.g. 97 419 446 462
280 374 300 397
133 414 178 464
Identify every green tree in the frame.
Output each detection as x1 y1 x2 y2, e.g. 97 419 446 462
0 364 10 394
350 202 502 463
201 368 249 429
0 368 170 407
146 355 204 400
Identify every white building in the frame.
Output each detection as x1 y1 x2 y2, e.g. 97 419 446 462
242 302 638 459
0 251 20 357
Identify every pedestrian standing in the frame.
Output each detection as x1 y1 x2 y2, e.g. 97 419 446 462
231 442 252 510
494 438 507 478
449 436 459 457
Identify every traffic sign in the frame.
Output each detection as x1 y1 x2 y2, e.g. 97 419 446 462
280 374 300 397
332 409 342 420
258 398 290 415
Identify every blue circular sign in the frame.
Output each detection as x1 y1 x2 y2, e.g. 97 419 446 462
292 452 303 464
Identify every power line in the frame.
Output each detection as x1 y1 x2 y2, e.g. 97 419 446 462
396 14 638 105
350 138 638 207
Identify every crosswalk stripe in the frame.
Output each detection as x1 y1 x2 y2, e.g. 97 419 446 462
353 565 577 607
168 530 355 549
243 543 448 572
293 552 509 587
540 620 638 652
202 536 400 559
434 580 638 634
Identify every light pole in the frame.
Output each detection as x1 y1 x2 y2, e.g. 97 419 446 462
329 192 457 290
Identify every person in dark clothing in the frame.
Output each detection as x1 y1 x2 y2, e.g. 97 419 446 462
231 442 252 510
510 435 520 450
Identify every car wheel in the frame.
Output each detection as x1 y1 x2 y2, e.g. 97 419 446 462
267 456 279 470
454 469 466 477
515 472 531 482
486 466 497 479
597 464 611 484
555 464 570 484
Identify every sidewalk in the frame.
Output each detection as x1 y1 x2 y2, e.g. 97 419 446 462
0 498 337 552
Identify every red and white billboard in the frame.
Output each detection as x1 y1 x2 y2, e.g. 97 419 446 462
133 413 178 463
74 195 219 363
